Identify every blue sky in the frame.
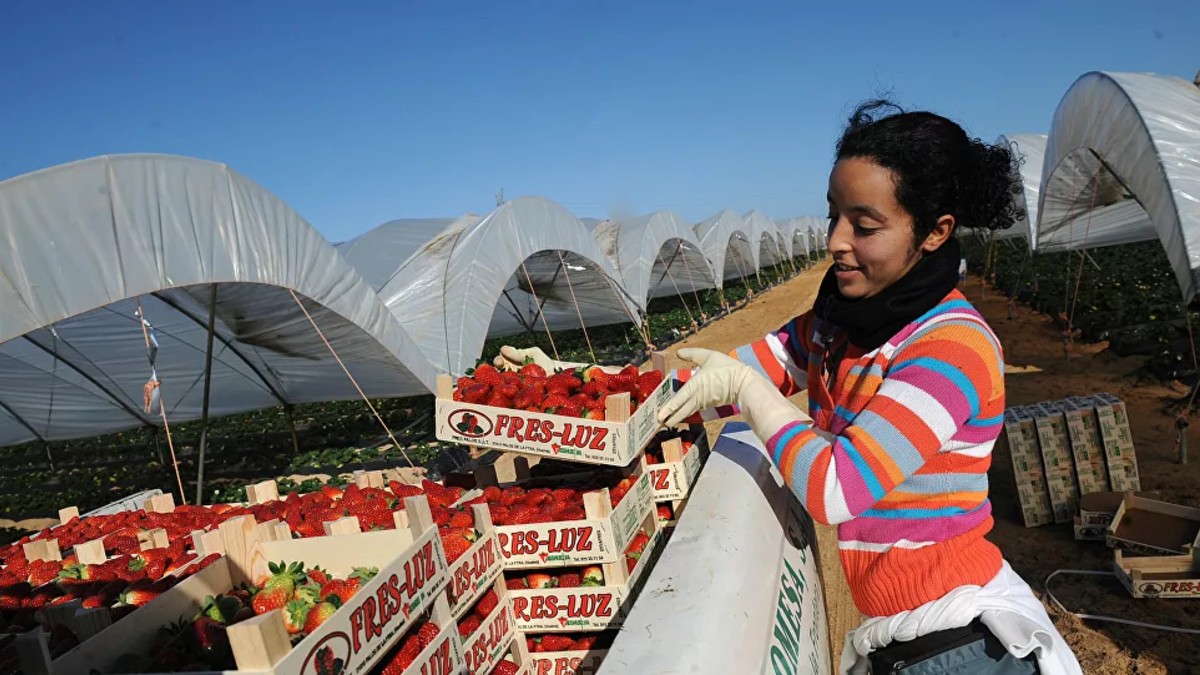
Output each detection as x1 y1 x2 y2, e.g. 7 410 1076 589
1 1 1196 243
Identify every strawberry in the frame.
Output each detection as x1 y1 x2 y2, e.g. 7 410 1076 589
320 484 344 500
192 616 227 652
456 376 473 392
657 504 673 521
526 573 556 590
497 381 520 399
381 637 422 674
416 621 441 647
200 594 243 624
505 577 528 590
303 599 341 634
582 407 606 421
581 381 609 399
558 573 581 588
541 393 571 412
28 560 63 587
519 362 547 379
457 614 482 637
472 364 503 387
462 383 491 404
252 585 291 615
119 581 162 606
389 481 424 499
627 532 650 557
493 661 521 675
319 578 359 604
506 505 538 525
448 510 473 529
305 566 331 587
283 599 310 635
481 486 502 503
556 506 587 521
260 560 305 597
582 365 610 384
581 566 604 587
485 392 512 408
609 371 637 393
639 370 664 390
572 635 598 650
512 387 541 410
474 589 499 618
440 528 474 563
540 634 576 652
558 402 583 418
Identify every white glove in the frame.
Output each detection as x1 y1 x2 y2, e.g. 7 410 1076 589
658 348 812 435
491 346 621 375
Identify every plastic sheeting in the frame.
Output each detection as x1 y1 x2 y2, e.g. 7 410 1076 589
997 133 1047 242
744 210 785 268
779 217 811 258
595 212 717 306
336 217 478 290
694 209 758 283
0 154 437 446
370 196 641 378
1038 71 1200 299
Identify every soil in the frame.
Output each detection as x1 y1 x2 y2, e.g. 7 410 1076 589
667 263 1200 674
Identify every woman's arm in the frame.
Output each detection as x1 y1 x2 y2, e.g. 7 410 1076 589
748 317 1004 525
673 312 812 422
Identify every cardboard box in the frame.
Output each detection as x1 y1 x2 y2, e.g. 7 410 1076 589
1090 393 1141 491
1060 397 1110 495
1002 407 1054 527
1106 493 1200 556
433 358 671 467
1113 549 1200 598
1030 403 1079 524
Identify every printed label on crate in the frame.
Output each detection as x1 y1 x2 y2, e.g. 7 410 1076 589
510 588 624 631
649 444 703 502
529 651 608 675
1093 400 1141 491
1127 579 1200 598
448 532 503 616
435 377 670 466
463 601 516 674
1079 510 1115 527
496 473 651 568
402 624 462 675
530 652 607 675
498 522 610 566
1060 400 1109 494
1073 518 1107 541
287 528 448 675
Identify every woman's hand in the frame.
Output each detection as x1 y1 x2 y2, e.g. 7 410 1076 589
491 346 622 375
658 347 813 433
657 348 755 427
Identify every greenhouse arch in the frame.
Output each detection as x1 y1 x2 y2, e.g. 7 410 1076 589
598 211 716 307
694 210 758 283
1037 71 1200 300
0 154 437 446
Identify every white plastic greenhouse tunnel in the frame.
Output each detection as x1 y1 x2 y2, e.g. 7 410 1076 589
343 195 643 379
1035 70 1200 302
694 209 760 285
585 211 718 308
0 154 437 481
744 210 788 272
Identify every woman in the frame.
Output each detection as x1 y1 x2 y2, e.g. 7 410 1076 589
654 101 1083 674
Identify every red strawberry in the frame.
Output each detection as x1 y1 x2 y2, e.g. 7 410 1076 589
497 381 520 399
474 589 499 618
380 637 422 674
526 573 556 590
440 528 474 563
448 510 473 529
28 560 63 587
506 505 538 525
462 383 491 404
582 366 610 385
540 634 576 651
306 566 331 587
416 621 441 647
319 578 362 605
581 381 609 398
505 577 528 590
493 661 521 675
558 573 581 588
192 616 227 652
119 581 162 607
472 364 503 386
627 532 650 557
251 585 291 615
572 635 598 650
457 614 482 637
638 370 664 390
303 600 340 634
519 363 547 379
512 387 541 410
481 486 502 503
485 392 512 408
456 376 473 392
657 504 673 521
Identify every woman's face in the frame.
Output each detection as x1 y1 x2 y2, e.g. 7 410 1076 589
826 157 948 299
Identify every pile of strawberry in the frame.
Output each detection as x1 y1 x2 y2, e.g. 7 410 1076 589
452 363 665 418
455 587 501 639
505 565 604 590
525 632 613 653
373 615 444 675
476 475 634 526
130 561 376 672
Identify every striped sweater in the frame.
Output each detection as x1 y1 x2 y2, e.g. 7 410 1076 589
681 289 1005 617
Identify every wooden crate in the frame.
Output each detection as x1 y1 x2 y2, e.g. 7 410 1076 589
29 496 450 675
1106 493 1200 556
508 513 660 633
447 505 505 619
646 426 706 504
460 576 517 675
493 459 654 569
433 356 671 467
1114 549 1200 598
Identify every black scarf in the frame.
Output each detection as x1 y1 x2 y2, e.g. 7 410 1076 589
813 237 962 351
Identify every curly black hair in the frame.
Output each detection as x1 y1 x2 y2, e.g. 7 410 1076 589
834 99 1025 248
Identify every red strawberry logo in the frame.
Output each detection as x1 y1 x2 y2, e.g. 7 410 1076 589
558 617 569 627
551 444 561 454
539 552 549 563
402 603 412 619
